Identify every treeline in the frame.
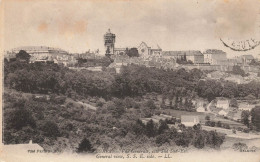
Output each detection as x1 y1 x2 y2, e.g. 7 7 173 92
196 79 260 101
4 59 202 99
4 58 260 101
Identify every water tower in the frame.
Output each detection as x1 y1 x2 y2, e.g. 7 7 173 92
104 29 116 57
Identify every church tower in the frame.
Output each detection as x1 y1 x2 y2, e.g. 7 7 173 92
104 29 116 57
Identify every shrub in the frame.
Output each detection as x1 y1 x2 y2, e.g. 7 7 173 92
205 121 211 126
210 121 215 127
77 138 95 153
243 128 250 133
205 115 210 121
156 134 169 146
10 108 36 130
41 121 60 138
223 124 230 129
232 142 248 151
216 121 222 127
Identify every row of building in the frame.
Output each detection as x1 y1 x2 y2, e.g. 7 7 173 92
103 29 257 65
4 46 78 66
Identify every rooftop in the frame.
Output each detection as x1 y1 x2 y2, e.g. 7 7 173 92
162 50 203 56
181 115 199 122
203 49 226 54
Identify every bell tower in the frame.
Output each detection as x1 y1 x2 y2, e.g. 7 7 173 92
104 29 116 57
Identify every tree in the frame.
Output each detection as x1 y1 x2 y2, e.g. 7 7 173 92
145 100 156 109
10 108 36 130
16 50 31 63
126 48 139 57
107 99 126 118
241 110 250 127
206 131 224 148
232 142 248 151
132 119 145 135
77 138 95 153
232 65 246 77
221 82 238 98
158 120 169 134
216 121 222 127
145 119 157 138
251 106 260 131
193 133 205 149
156 133 169 146
41 121 60 138
230 98 238 108
249 59 260 66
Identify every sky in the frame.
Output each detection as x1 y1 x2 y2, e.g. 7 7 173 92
1 0 260 58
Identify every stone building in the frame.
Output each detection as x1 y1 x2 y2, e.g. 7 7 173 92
138 42 162 57
203 49 227 65
162 50 204 64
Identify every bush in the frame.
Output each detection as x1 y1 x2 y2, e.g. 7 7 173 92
77 138 95 153
145 100 156 109
243 128 250 133
205 115 210 121
216 121 222 127
156 134 169 146
10 108 36 130
205 121 211 126
41 121 60 138
210 121 215 127
222 124 230 129
232 142 248 151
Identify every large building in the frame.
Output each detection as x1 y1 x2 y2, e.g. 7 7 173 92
6 46 76 66
138 42 162 57
162 50 204 64
104 29 116 56
203 49 227 65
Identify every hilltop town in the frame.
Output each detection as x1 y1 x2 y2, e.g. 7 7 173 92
3 29 260 153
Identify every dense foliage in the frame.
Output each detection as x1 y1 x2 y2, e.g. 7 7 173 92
4 55 259 152
4 59 260 101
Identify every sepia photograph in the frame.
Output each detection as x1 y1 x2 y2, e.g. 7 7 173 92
0 0 260 161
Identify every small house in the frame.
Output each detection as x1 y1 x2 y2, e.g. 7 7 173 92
181 115 200 127
218 110 228 116
196 107 205 112
238 103 255 111
216 99 230 109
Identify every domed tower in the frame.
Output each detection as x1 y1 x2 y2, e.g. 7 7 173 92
104 29 116 57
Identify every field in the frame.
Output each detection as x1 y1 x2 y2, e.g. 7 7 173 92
160 109 246 128
221 136 260 150
161 109 214 123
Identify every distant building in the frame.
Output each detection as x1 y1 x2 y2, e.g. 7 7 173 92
181 115 200 127
7 46 75 66
238 102 255 111
104 29 116 56
216 99 230 109
114 48 127 55
218 109 228 116
240 55 255 65
138 42 162 57
224 75 244 84
196 107 205 112
203 49 227 65
162 50 204 64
